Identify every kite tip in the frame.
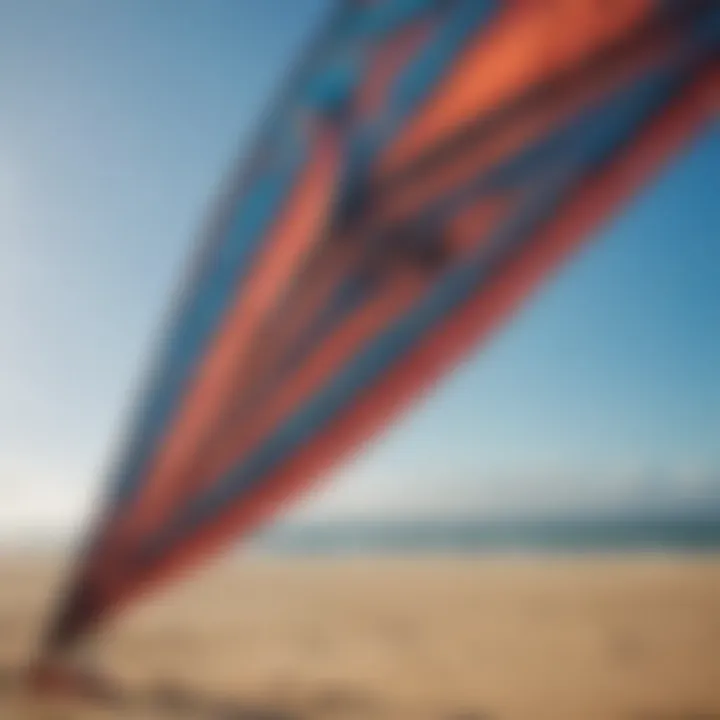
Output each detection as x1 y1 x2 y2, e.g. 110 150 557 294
24 657 116 704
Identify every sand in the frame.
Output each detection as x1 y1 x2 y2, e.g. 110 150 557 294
1 553 719 719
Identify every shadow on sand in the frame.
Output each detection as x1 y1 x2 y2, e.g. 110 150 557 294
0 663 390 719
119 682 304 719
0 663 503 719
0 664 300 718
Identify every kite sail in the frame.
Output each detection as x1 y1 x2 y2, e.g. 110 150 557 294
40 0 719 662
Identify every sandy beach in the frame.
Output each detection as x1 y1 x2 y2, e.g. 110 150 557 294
1 554 719 719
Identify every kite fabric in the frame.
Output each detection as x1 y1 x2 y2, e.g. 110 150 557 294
43 0 719 653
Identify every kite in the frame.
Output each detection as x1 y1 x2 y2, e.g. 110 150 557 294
33 0 719 687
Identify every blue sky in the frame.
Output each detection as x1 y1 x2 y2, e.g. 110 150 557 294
1 1 718 538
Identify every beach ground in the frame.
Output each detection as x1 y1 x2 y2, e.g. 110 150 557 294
1 554 719 719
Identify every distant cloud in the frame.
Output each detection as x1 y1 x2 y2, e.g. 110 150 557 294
287 463 720 522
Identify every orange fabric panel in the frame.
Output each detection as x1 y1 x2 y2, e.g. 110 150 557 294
379 0 655 176
113 129 342 546
376 21 677 226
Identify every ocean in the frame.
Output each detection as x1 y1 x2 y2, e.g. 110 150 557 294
252 511 720 555
4 511 719 557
